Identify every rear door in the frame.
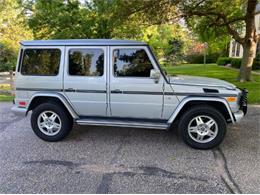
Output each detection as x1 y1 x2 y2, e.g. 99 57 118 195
109 46 164 119
64 46 108 116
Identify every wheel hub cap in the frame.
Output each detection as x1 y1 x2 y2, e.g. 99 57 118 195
37 111 62 136
188 115 218 143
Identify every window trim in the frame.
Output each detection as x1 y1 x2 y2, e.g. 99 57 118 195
67 47 105 77
17 49 23 72
111 47 156 78
20 48 62 77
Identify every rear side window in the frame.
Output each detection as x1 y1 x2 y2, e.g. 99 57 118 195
113 48 153 77
21 49 61 76
69 49 104 76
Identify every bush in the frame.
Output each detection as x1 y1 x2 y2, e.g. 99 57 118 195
185 53 220 64
253 54 260 70
216 57 234 66
0 44 16 72
231 58 242 69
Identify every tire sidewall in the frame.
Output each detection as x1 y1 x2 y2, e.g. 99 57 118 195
179 106 227 149
31 103 72 141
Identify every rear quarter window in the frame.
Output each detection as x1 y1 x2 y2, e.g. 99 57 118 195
21 49 61 76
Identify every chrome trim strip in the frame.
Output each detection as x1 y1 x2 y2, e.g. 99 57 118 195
76 119 168 129
16 88 62 92
16 88 237 97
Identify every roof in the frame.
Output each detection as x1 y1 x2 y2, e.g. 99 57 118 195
20 39 147 46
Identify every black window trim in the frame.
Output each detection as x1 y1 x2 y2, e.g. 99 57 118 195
112 47 156 79
17 49 23 72
20 48 62 77
67 48 105 77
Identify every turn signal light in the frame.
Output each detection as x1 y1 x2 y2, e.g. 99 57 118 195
226 97 237 102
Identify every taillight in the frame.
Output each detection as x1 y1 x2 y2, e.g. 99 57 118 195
18 101 26 107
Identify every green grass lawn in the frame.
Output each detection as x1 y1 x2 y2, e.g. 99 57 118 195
0 84 13 102
0 94 14 102
163 64 260 104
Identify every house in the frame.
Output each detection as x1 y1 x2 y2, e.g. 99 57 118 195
229 4 260 58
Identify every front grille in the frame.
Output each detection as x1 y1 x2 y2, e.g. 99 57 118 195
239 89 248 115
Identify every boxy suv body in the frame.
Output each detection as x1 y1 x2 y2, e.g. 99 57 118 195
12 39 247 149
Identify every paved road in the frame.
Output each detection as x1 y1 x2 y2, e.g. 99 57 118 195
0 102 259 193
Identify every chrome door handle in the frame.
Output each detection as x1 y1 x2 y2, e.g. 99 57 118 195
111 89 122 94
66 88 75 92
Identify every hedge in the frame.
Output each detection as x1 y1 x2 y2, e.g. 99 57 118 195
231 58 242 69
217 55 260 70
216 57 234 66
185 53 220 64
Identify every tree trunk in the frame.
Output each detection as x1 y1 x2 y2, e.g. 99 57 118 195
239 41 256 82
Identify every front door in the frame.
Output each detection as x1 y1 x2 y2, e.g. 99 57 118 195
64 46 107 116
109 46 164 119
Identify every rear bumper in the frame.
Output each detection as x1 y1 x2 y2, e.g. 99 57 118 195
11 106 26 116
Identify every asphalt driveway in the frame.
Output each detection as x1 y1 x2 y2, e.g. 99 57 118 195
0 102 259 193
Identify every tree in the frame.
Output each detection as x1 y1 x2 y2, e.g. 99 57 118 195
178 0 259 82
0 0 32 71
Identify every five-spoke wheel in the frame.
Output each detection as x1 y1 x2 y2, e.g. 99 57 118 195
178 105 226 149
31 102 73 141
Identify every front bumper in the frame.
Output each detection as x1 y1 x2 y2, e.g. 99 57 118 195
233 110 244 123
11 106 27 116
232 88 248 123
239 88 248 115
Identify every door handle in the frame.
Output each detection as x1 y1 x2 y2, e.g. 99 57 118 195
65 88 75 92
111 89 122 94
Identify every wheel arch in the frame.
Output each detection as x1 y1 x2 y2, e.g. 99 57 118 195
27 93 78 119
167 97 234 126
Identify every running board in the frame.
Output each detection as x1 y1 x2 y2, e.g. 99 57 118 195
76 118 169 130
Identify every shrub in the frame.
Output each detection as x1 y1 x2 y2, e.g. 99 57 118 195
253 54 260 70
231 58 242 69
216 57 234 66
185 53 220 64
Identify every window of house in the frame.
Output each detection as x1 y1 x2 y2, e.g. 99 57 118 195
231 41 236 57
113 48 153 77
69 49 104 76
236 43 241 57
258 16 260 30
21 49 61 76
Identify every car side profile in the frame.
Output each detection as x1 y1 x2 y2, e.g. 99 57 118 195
12 39 247 149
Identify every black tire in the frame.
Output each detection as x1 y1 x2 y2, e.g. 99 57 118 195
178 105 227 149
31 102 73 141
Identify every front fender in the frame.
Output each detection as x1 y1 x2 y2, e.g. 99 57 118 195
167 96 235 125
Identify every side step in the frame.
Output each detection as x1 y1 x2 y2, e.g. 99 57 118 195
76 118 169 130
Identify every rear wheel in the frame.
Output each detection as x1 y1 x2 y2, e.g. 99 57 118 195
178 105 227 149
31 102 73 141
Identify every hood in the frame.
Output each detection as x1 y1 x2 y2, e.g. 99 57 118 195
169 75 236 90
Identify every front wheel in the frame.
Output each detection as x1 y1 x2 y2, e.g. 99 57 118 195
31 102 73 141
178 105 227 149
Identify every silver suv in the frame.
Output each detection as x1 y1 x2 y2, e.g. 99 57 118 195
12 39 247 149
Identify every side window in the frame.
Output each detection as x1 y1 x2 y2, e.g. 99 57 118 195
21 49 61 76
113 48 153 77
69 49 104 76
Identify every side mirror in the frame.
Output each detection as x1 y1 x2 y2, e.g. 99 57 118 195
150 69 161 83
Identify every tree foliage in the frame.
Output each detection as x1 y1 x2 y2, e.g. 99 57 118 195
177 0 259 81
0 0 32 71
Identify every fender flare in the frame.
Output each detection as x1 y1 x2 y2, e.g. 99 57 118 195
26 92 79 119
167 96 235 124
